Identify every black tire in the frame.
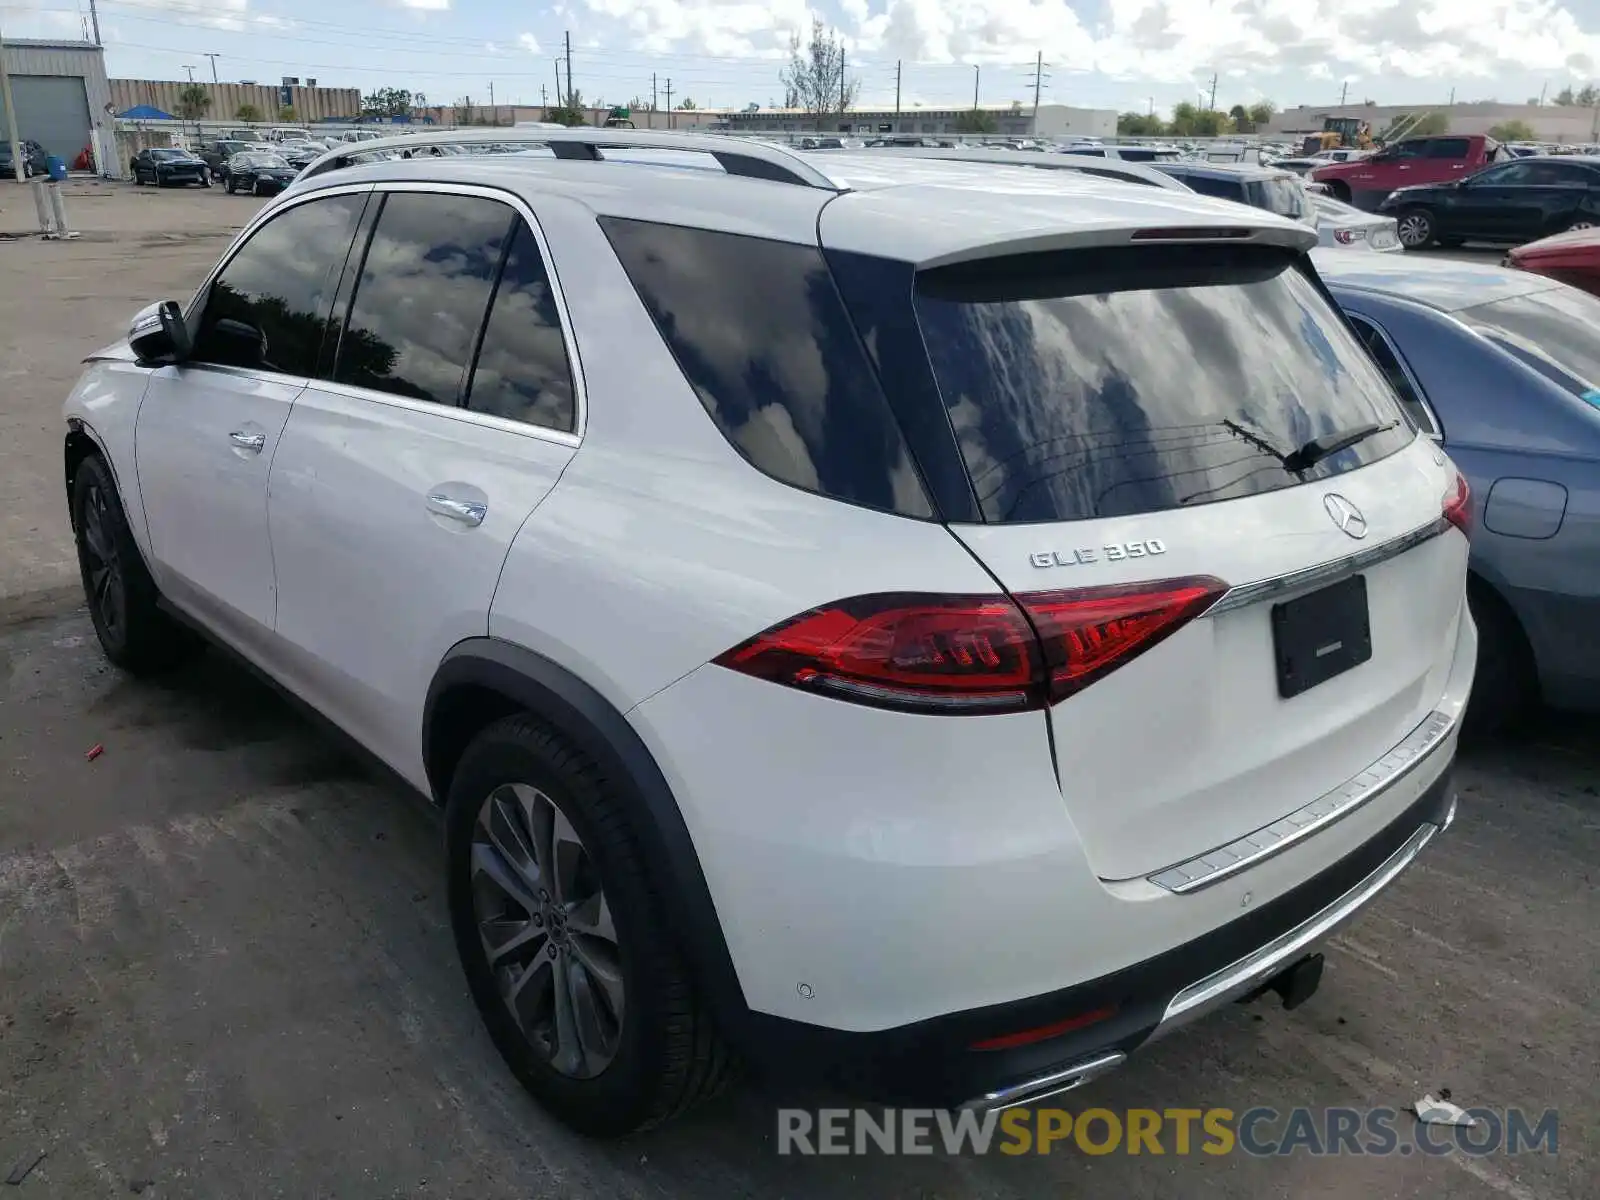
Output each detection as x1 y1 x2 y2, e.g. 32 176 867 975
225 176 236 194
71 454 196 675
1463 578 1538 740
445 714 733 1136
1397 207 1436 250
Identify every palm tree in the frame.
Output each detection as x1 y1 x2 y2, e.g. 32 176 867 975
176 84 211 122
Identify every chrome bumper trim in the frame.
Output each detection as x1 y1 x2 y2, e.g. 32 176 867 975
959 1051 1128 1113
1204 515 1451 617
1158 798 1453 1031
1144 708 1455 894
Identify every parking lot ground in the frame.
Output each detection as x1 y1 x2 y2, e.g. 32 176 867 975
0 183 265 616
0 607 1595 1199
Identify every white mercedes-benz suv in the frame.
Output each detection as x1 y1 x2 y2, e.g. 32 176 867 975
62 131 1474 1135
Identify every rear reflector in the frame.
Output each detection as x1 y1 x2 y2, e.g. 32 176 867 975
1443 469 1472 536
715 577 1227 715
970 1005 1119 1051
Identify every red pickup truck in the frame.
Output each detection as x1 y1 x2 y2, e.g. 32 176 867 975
1311 134 1508 210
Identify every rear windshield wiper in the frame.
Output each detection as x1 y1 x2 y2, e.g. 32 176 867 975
1223 418 1397 474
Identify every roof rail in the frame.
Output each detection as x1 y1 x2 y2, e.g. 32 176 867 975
875 147 1194 193
298 127 844 190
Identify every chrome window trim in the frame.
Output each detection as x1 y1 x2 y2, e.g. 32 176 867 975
304 377 581 449
1136 708 1456 894
1345 311 1443 438
1202 514 1451 618
182 178 588 443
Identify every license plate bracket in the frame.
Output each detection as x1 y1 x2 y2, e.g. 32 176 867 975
1271 575 1372 699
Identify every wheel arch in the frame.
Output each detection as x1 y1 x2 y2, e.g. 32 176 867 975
423 637 754 1045
1466 565 1541 693
64 418 117 532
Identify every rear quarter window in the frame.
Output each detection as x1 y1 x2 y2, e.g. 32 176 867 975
912 245 1414 523
599 218 932 518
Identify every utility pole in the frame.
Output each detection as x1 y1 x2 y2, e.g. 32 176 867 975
894 60 901 125
87 0 101 45
1538 80 1548 106
1340 80 1347 106
0 11 24 183
489 80 495 121
540 84 546 109
1448 86 1455 106
204 52 220 83
652 72 657 116
972 63 979 110
664 78 673 128
1027 51 1050 126
551 59 562 109
183 64 196 83
1148 96 1154 116
1208 71 1218 112
839 45 846 113
564 31 573 113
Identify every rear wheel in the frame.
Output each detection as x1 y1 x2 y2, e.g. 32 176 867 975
71 455 196 675
1463 578 1538 739
445 714 733 1136
1397 208 1436 249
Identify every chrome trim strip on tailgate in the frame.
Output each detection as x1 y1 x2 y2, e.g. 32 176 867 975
1203 515 1451 617
1143 708 1455 894
1159 795 1455 1029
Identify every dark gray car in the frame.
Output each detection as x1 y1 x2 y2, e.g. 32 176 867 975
1314 249 1600 728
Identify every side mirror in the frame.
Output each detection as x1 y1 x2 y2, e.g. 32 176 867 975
128 300 192 364
207 317 268 368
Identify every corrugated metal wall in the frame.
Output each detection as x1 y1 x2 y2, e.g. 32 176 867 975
0 40 114 168
109 80 362 123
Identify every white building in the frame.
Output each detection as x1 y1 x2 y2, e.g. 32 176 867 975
1 39 113 171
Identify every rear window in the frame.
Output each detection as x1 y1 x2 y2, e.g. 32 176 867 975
1244 176 1309 222
600 218 933 518
1175 173 1247 204
912 245 1414 523
1461 287 1600 400
1118 148 1179 162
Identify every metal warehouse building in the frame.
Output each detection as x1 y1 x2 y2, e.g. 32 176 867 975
1 38 113 171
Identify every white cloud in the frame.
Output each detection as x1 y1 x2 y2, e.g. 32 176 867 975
393 0 451 10
519 32 542 53
570 0 1600 87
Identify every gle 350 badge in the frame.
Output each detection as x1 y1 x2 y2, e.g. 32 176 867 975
1030 539 1168 569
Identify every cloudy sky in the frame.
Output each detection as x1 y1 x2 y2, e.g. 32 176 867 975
6 0 1600 115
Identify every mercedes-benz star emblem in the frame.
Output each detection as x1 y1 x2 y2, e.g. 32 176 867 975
1324 493 1368 540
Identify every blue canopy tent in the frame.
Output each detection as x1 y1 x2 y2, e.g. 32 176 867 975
118 105 177 120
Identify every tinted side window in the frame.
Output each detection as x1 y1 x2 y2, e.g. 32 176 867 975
600 218 932 518
1349 316 1439 436
1426 138 1471 159
192 191 365 376
464 219 576 432
1181 174 1248 203
334 192 514 405
1389 140 1430 160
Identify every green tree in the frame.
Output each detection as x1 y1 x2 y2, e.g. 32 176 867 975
176 84 211 122
780 19 858 115
1193 108 1233 136
361 87 413 118
1247 100 1277 128
953 109 999 134
543 89 587 127
1554 85 1576 105
1168 100 1199 135
677 97 697 110
1229 103 1252 132
277 105 299 123
234 102 262 123
1488 119 1538 142
1580 84 1600 107
1116 111 1166 136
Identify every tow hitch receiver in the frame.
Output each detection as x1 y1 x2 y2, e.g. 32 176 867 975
1238 952 1325 1011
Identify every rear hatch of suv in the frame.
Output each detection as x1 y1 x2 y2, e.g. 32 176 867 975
827 232 1469 882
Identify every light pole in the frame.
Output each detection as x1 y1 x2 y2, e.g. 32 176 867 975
183 64 196 83
203 52 220 83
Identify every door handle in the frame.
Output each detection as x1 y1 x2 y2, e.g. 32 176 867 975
229 430 266 453
427 493 488 527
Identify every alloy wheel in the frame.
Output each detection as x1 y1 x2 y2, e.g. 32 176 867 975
1398 213 1432 248
470 782 625 1079
79 482 126 643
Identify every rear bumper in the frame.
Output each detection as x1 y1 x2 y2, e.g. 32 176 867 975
743 767 1456 1108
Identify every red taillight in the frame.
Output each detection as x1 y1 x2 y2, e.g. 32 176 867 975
1334 228 1358 245
1018 577 1229 703
714 577 1227 715
970 1005 1119 1051
1443 470 1472 536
